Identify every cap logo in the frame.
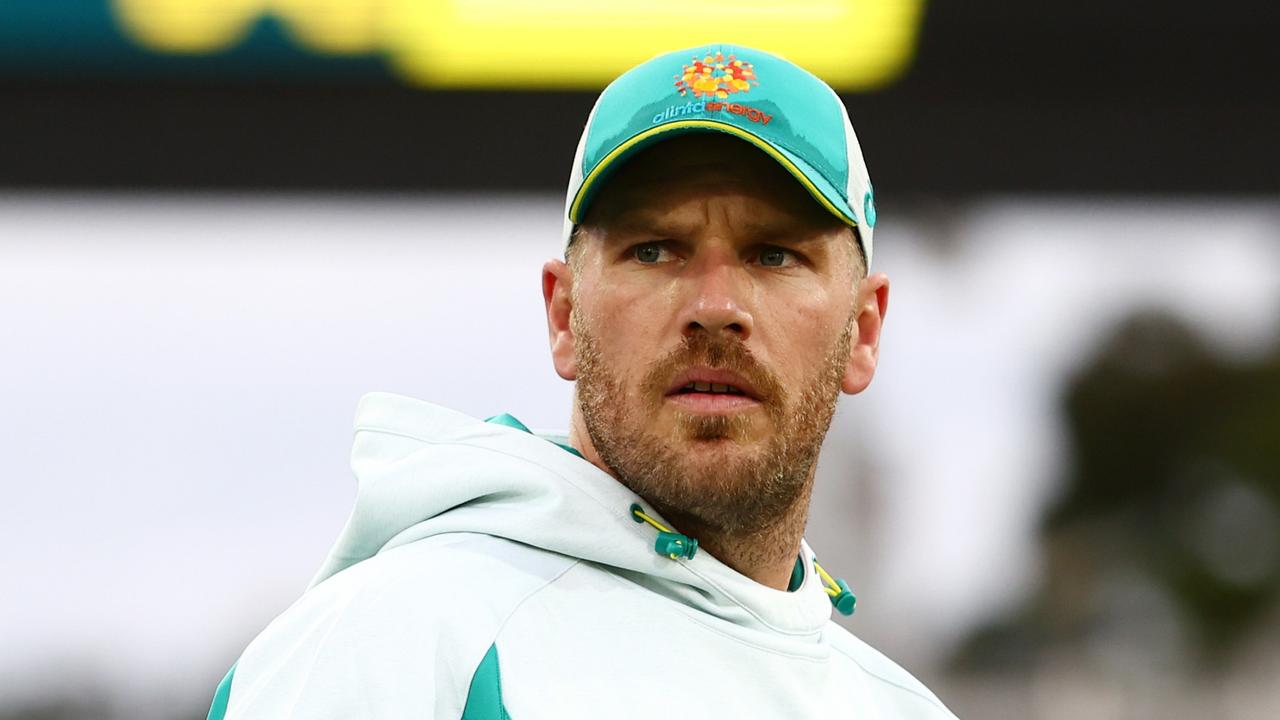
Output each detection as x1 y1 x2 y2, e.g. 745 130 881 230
674 52 758 99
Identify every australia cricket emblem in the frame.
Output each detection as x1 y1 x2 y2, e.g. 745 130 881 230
674 51 759 99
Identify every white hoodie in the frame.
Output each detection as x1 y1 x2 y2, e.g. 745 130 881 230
209 393 956 719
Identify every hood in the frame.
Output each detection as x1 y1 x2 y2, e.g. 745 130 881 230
310 392 840 638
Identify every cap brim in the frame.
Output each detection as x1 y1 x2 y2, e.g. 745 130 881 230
568 120 859 230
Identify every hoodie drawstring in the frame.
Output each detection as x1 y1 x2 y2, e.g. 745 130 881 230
630 503 699 559
628 503 856 616
814 561 857 616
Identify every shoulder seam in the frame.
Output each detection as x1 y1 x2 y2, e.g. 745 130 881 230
238 543 580 718
831 645 954 716
230 563 437 716
487 557 583 644
457 555 582 719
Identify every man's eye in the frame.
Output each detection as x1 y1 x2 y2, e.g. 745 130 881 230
758 246 798 267
632 242 668 264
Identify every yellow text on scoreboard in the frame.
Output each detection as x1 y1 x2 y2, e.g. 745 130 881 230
112 0 927 91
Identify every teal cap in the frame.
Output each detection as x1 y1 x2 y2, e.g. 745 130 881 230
563 43 876 267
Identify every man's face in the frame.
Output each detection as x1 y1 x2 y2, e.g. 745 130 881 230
545 134 887 535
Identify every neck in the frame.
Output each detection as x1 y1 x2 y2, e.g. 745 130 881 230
568 418 816 591
649 486 813 590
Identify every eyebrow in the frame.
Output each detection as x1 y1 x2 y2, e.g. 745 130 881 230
602 213 829 246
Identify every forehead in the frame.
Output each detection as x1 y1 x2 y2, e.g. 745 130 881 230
580 133 843 233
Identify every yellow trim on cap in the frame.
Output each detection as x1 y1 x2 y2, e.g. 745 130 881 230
569 120 858 227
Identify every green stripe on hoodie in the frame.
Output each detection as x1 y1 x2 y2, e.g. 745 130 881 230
462 643 511 720
207 664 236 720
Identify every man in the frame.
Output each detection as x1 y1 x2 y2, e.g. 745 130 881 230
209 44 955 719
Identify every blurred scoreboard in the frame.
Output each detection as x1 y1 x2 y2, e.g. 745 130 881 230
1 0 926 90
4 1 1274 194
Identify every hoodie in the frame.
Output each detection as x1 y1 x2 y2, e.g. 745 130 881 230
209 392 956 719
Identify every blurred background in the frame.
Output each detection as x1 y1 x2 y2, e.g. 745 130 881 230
2 2 1278 718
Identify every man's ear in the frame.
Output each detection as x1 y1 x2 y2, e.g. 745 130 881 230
542 258 577 381
842 272 890 395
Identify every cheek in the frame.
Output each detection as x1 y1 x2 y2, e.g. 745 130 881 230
761 301 848 382
583 290 669 374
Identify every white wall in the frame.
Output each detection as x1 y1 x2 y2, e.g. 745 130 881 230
1 194 1277 713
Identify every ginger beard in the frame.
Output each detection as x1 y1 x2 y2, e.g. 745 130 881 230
572 303 857 536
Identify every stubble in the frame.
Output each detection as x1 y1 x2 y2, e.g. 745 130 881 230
572 305 856 538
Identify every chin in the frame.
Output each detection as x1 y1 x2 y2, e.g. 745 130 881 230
678 417 759 442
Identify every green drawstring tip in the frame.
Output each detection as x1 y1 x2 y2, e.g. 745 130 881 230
831 579 857 616
632 503 697 560
654 531 698 560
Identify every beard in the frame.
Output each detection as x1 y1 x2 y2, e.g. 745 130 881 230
572 308 856 536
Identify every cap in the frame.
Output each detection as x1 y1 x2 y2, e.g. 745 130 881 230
562 43 877 267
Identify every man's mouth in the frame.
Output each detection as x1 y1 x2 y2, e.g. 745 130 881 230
674 381 747 395
662 366 764 414
664 367 763 401
665 390 760 413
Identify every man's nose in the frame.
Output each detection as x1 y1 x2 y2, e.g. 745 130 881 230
679 253 754 340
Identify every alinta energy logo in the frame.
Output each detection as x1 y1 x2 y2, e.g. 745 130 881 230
653 51 774 127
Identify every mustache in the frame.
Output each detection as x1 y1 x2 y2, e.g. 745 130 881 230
642 333 779 402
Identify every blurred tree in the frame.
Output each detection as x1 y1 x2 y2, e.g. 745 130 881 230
952 309 1280 674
